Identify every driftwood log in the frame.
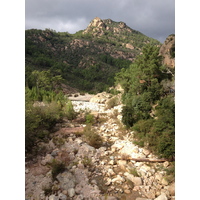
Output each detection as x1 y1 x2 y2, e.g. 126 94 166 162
123 156 168 163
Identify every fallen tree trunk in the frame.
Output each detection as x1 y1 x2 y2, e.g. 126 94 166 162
124 157 168 163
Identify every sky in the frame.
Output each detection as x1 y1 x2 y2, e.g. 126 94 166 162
25 0 175 43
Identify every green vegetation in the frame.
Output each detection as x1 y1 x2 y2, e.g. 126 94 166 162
25 21 160 93
106 96 120 109
25 70 76 155
129 168 140 177
50 159 66 180
116 44 175 160
82 124 103 148
85 113 95 124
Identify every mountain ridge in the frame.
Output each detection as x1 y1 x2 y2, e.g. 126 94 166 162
25 17 162 93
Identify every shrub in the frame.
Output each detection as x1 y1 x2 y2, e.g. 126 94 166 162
85 113 95 124
25 100 63 154
63 100 77 120
82 156 92 167
129 168 140 177
106 96 119 109
50 159 66 180
83 125 103 148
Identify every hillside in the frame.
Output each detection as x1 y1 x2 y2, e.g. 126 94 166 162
25 17 161 93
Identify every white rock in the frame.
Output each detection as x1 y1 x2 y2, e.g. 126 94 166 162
58 193 67 200
112 175 125 184
161 178 169 186
124 172 142 186
49 195 59 200
107 168 115 176
68 188 75 198
154 193 168 200
41 154 54 165
163 161 170 168
117 160 127 170
105 178 112 186
168 182 175 196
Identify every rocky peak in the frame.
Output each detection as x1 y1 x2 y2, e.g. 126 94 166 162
83 17 132 36
159 34 175 68
83 17 106 35
89 17 105 28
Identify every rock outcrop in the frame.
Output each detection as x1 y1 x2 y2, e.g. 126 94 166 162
159 34 175 68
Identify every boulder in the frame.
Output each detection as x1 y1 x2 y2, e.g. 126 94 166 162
168 182 175 196
90 92 111 104
41 154 54 166
112 175 125 184
124 172 142 186
49 195 59 200
76 143 96 158
56 172 75 191
154 193 168 200
101 196 119 200
58 193 67 200
117 160 127 171
68 188 75 198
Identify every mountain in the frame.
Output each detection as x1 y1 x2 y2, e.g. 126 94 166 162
25 17 161 93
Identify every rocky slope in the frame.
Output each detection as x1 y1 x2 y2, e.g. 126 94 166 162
25 93 175 200
25 17 161 92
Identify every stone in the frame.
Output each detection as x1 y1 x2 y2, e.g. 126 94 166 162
58 193 67 200
145 189 156 199
62 190 68 195
56 172 75 191
161 178 169 186
68 188 75 198
142 149 150 156
49 195 59 200
124 189 131 194
105 178 112 186
41 154 54 165
139 164 151 173
154 193 168 200
135 198 151 200
117 160 127 170
155 173 163 182
124 172 142 186
168 182 175 196
101 196 119 200
107 168 115 176
39 191 45 200
74 138 83 145
74 194 84 200
108 160 115 165
112 175 125 184
126 43 134 50
76 143 96 158
163 161 170 168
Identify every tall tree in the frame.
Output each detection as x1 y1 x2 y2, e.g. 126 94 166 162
116 44 165 126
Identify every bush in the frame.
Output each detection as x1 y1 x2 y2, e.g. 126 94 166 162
106 96 119 109
83 125 103 148
85 113 95 124
50 159 66 180
25 100 63 154
63 101 77 120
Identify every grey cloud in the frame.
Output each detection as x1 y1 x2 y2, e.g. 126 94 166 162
25 0 175 42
